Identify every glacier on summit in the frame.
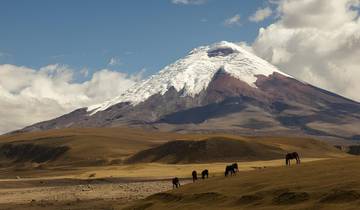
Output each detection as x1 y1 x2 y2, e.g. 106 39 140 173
87 41 291 114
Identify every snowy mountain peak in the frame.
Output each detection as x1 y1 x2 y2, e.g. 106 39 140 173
87 41 291 114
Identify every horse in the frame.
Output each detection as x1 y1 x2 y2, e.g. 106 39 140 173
225 163 238 176
172 177 180 188
232 163 239 172
285 152 300 166
201 169 209 179
225 165 235 176
192 170 198 182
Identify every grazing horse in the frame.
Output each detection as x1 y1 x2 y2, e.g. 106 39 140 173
201 169 209 179
285 152 300 166
225 163 238 176
192 170 198 182
172 177 180 188
231 163 239 173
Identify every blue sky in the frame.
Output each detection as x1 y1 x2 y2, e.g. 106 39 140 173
0 0 274 79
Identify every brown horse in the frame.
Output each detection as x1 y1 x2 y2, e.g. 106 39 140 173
285 152 300 166
172 177 180 188
192 170 198 182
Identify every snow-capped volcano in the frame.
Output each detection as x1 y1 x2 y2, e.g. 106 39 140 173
88 41 291 114
16 41 360 141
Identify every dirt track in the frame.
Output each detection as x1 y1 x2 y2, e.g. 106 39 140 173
0 178 192 210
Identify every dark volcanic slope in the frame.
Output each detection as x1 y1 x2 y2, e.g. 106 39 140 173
157 72 360 139
16 71 360 141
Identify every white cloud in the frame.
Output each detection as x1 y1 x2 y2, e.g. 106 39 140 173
108 57 121 66
0 64 141 133
249 7 273 22
171 0 206 5
252 0 360 102
224 14 241 26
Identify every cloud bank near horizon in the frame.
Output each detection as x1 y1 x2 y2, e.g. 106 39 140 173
0 64 141 133
252 0 360 103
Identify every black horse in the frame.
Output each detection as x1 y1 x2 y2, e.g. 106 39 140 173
172 177 180 188
201 169 209 179
225 163 238 176
232 163 238 172
285 152 300 166
192 170 198 182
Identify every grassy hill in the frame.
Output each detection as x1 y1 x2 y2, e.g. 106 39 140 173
126 136 343 164
125 157 360 210
0 127 346 169
0 127 189 167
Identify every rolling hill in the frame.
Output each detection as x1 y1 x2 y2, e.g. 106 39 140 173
126 136 343 164
0 127 345 168
0 127 187 167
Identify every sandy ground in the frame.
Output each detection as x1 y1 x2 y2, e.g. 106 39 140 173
0 178 193 210
0 158 325 210
0 180 175 204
